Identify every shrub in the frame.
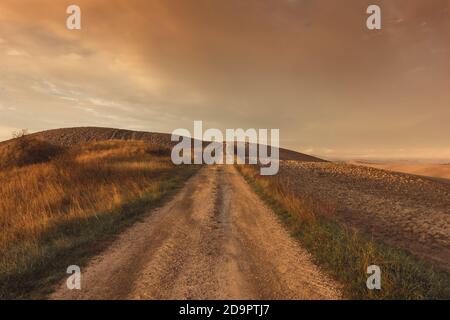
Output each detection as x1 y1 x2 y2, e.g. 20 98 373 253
0 137 65 169
145 144 172 157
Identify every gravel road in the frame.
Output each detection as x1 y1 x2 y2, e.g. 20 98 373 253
51 165 340 300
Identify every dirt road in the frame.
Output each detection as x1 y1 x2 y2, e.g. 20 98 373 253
51 165 340 300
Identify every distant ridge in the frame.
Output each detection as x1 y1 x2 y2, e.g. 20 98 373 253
2 127 325 162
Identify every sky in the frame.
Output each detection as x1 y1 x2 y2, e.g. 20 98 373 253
0 0 449 160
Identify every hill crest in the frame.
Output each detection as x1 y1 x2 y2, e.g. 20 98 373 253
1 127 325 162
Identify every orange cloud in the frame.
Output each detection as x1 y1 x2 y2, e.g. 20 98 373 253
0 0 449 159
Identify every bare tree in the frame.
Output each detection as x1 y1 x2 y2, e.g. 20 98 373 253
12 129 29 139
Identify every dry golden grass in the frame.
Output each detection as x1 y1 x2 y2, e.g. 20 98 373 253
0 138 197 298
237 165 335 226
0 136 64 169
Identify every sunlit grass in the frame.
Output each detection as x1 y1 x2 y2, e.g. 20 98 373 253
0 138 198 299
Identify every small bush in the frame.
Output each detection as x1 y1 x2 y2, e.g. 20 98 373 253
145 144 172 157
0 137 65 169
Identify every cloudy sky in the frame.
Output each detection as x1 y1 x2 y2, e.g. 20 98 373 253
0 0 449 160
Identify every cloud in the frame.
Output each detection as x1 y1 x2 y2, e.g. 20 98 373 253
0 0 449 159
31 80 76 100
87 98 121 108
6 49 29 57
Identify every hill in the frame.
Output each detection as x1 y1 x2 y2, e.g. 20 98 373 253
1 127 325 162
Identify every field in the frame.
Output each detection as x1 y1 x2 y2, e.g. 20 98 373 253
0 136 198 299
279 161 450 271
349 160 450 180
237 163 450 299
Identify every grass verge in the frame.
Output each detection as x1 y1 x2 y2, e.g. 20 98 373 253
237 165 450 299
0 139 200 299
